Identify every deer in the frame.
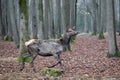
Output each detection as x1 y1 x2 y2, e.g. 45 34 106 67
20 27 78 72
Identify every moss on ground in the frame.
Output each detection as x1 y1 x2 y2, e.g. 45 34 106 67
41 68 64 77
107 51 120 58
18 49 30 63
91 32 99 36
4 35 13 41
98 34 105 40
115 51 120 57
70 36 76 43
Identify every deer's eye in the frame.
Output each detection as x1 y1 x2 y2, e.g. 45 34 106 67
37 48 40 52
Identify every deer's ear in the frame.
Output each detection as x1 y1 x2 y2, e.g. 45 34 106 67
59 38 64 43
72 26 76 30
66 27 69 32
66 26 72 32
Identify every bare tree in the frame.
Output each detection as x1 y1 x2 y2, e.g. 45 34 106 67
91 0 98 35
54 0 62 38
43 0 49 39
106 0 118 57
98 0 105 39
8 0 19 45
37 0 43 39
0 16 2 37
62 0 70 32
48 0 55 38
1 0 8 37
83 0 89 33
19 0 30 62
70 0 77 28
27 0 33 38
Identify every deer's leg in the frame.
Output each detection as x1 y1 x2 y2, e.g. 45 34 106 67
57 54 64 70
20 52 30 71
68 44 72 51
48 53 63 69
30 54 37 72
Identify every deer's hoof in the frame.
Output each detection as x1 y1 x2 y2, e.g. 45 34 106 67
33 68 37 73
20 68 23 71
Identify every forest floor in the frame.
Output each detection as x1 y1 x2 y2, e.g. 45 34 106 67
0 34 120 80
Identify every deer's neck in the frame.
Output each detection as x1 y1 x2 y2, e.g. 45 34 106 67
62 34 71 45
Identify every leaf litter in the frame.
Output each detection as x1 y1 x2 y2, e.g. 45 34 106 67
0 34 120 79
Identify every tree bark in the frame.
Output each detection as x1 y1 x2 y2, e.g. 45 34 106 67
48 0 55 38
14 0 20 34
43 0 49 39
91 0 98 35
0 0 3 37
35 0 40 39
83 0 89 33
37 0 43 39
106 0 118 57
27 0 34 38
8 0 19 45
98 0 105 39
1 0 7 36
70 0 76 28
54 0 62 38
62 0 70 32
19 0 30 62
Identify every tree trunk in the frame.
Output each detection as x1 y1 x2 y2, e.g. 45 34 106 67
91 0 98 35
114 0 119 30
0 0 3 38
35 0 40 39
27 0 34 38
1 0 7 36
6 0 13 38
70 0 76 28
19 0 30 62
106 0 118 57
48 0 55 38
62 0 70 32
57 0 62 37
8 0 19 45
98 0 105 39
119 0 120 35
14 0 20 34
37 0 43 39
83 0 89 33
54 0 62 38
32 0 38 39
43 0 49 39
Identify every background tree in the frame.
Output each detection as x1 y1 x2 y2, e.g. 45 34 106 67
106 0 118 57
8 0 19 45
114 0 120 35
19 0 30 62
37 0 43 39
1 0 8 38
0 0 3 38
48 0 55 38
27 0 38 39
83 0 89 33
35 0 40 38
43 0 49 39
54 0 62 38
62 0 70 32
91 0 98 35
70 0 77 28
98 0 105 39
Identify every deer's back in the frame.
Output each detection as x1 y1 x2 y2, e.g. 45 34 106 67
28 40 63 56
